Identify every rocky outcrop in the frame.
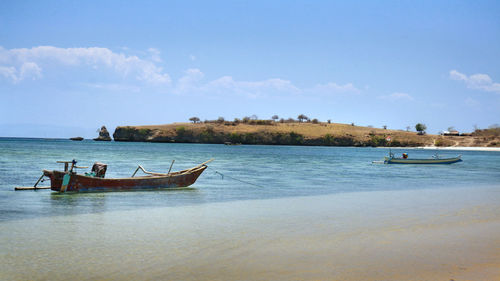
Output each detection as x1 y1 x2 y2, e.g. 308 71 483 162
113 126 155 141
94 126 112 141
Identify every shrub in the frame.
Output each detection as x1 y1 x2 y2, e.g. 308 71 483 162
189 117 200 123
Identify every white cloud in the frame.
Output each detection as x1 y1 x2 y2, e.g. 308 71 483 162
0 66 17 82
20 62 42 81
148 48 162 63
378 92 414 101
174 68 205 94
450 70 500 93
0 46 171 84
308 82 360 95
0 46 362 99
170 68 359 99
0 62 41 83
202 76 300 98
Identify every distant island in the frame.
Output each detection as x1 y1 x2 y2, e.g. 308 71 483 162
111 118 500 147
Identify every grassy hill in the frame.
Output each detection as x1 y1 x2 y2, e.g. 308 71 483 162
111 121 500 147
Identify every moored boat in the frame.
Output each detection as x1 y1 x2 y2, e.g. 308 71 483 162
41 159 213 192
384 154 462 164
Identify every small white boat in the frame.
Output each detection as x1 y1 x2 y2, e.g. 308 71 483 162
384 153 462 164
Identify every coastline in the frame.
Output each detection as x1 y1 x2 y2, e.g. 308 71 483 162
110 122 500 148
420 146 500 152
382 146 500 152
1 185 499 281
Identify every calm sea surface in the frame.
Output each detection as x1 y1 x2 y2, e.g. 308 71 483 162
1 138 499 221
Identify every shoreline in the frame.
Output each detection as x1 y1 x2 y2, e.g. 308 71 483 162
379 145 500 152
420 146 500 152
1 185 499 280
2 137 500 151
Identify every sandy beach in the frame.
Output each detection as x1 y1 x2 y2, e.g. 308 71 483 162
421 146 500 152
1 185 499 281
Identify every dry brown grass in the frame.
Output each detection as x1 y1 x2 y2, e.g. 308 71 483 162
132 122 438 145
117 122 500 146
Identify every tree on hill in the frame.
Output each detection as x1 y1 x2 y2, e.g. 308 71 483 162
415 123 427 135
297 114 308 122
189 117 200 123
271 115 279 122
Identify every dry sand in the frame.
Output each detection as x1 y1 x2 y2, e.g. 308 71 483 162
421 146 500 152
1 186 499 281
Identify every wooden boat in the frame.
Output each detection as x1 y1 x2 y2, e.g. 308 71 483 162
40 159 213 192
384 154 462 164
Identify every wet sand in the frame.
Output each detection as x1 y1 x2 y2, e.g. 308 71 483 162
1 186 499 281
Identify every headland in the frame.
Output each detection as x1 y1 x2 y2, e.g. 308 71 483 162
112 121 500 148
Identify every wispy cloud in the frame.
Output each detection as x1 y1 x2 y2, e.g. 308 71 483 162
464 97 480 107
307 82 360 96
450 70 500 94
148 48 162 63
1 46 361 99
200 75 300 98
0 46 170 84
378 92 414 101
0 62 42 83
172 68 358 99
173 68 205 94
172 68 300 98
82 83 141 93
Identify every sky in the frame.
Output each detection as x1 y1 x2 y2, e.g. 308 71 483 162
1 0 499 138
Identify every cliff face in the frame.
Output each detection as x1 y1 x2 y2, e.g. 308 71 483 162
113 126 156 142
111 123 439 147
94 126 112 141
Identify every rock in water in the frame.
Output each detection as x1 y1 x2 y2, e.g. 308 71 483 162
94 126 112 141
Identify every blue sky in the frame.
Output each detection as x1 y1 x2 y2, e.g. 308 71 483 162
1 0 499 138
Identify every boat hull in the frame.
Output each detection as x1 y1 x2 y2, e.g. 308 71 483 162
43 165 207 192
384 156 462 164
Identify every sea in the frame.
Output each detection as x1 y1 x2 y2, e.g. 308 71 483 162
1 137 499 222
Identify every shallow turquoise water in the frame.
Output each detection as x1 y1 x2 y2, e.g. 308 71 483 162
1 138 499 221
